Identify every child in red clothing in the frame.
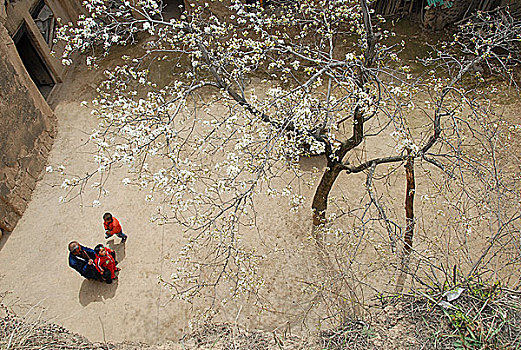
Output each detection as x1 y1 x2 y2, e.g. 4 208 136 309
103 212 127 242
94 244 119 284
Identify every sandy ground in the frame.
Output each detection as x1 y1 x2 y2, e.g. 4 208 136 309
2 41 521 345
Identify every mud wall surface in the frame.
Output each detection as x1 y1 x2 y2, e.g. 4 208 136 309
0 0 84 239
0 24 56 236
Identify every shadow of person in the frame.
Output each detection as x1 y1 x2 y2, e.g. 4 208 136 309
107 240 126 263
78 278 118 306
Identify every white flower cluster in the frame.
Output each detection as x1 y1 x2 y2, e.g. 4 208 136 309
390 129 420 154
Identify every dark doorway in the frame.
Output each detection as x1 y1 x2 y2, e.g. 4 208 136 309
162 0 185 20
13 26 55 99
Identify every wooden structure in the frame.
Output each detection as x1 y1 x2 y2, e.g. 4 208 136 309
372 0 520 30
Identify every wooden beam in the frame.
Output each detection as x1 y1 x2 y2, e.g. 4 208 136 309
22 12 63 83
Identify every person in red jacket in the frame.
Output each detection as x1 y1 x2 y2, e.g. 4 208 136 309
103 212 127 242
94 244 119 284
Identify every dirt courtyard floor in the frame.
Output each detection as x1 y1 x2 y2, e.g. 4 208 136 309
3 41 521 346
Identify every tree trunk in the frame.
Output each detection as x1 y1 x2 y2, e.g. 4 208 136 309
309 0 371 242
403 156 415 254
396 156 415 292
311 164 342 242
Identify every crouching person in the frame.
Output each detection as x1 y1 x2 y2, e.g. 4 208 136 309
68 241 102 281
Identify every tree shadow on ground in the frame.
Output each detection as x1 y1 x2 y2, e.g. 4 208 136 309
78 278 118 306
298 154 325 172
107 240 126 263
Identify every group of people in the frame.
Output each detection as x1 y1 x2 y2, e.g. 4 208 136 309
68 212 127 284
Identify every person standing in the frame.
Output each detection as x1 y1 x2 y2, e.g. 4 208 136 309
68 241 102 280
103 212 127 242
93 244 119 284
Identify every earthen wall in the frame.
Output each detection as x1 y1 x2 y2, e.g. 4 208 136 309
0 0 81 239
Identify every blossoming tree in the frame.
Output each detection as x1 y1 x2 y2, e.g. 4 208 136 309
58 0 521 309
